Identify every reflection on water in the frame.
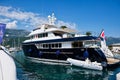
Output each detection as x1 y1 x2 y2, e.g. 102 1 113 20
11 51 120 80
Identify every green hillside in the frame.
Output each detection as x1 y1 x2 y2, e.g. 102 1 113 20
106 37 120 45
3 29 30 47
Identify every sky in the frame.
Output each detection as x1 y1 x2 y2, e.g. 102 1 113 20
0 0 120 37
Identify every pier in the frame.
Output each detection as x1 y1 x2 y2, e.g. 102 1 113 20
107 58 120 64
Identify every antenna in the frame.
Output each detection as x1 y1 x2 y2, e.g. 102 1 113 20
48 13 57 25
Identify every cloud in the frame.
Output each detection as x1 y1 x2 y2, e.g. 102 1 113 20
0 18 10 23
0 6 33 21
7 20 17 29
0 6 76 30
56 20 76 29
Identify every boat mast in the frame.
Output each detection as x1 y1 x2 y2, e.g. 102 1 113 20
48 13 57 25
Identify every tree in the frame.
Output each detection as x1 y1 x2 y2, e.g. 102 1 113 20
60 26 67 29
86 31 92 36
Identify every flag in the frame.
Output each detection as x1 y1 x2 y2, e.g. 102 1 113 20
99 29 106 47
99 29 105 41
0 23 6 44
100 30 105 38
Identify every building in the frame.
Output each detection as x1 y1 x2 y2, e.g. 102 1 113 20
109 43 120 53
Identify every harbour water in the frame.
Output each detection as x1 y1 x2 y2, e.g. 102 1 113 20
12 51 120 80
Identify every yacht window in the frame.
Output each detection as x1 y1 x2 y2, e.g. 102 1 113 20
53 33 62 37
52 44 54 48
31 36 34 39
71 34 75 37
67 33 74 38
84 41 100 47
38 34 42 38
49 44 51 48
43 33 45 37
29 36 31 39
43 44 45 48
58 43 62 48
38 43 62 49
38 33 48 38
55 43 58 48
46 44 48 48
72 41 83 48
45 33 48 37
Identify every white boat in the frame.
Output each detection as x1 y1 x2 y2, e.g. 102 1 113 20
0 46 17 80
67 58 103 70
0 23 17 80
22 13 108 66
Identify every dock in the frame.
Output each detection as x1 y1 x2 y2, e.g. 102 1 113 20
107 58 120 68
107 58 120 64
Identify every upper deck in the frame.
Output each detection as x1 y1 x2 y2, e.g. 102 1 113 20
28 24 76 37
23 13 100 45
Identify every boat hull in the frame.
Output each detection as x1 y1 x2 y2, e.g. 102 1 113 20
22 44 107 64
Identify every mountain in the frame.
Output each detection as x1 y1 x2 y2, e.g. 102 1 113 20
106 37 120 45
5 29 30 37
3 29 30 47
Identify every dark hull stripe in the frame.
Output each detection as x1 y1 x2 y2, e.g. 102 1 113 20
22 44 107 63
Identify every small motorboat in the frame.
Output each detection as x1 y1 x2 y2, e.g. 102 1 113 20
67 58 103 70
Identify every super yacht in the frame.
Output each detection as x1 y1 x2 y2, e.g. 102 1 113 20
22 13 119 68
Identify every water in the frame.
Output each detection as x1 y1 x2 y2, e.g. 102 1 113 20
12 51 120 80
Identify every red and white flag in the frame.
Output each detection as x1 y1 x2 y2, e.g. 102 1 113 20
100 30 105 39
99 29 106 47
